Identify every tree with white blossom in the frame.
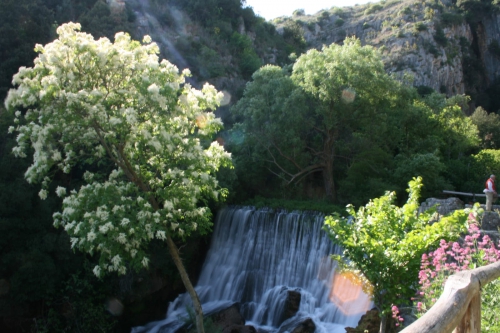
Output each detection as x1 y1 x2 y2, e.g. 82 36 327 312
5 22 232 333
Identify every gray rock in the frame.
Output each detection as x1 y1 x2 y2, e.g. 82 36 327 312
419 197 464 216
281 289 301 323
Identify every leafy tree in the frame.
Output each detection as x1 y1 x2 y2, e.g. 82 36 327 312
470 106 500 149
232 39 424 204
5 23 231 333
229 32 262 79
230 65 311 197
420 93 481 191
291 38 399 200
324 177 468 333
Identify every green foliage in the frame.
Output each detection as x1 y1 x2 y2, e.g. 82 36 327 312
401 6 413 15
230 32 262 78
292 9 305 16
282 21 307 55
335 18 345 27
182 307 223 333
440 11 464 26
482 279 500 332
33 269 117 333
456 0 499 23
230 65 311 197
197 46 227 78
233 38 405 203
422 93 480 159
80 0 134 38
243 197 344 215
331 7 345 17
324 177 468 319
364 3 384 15
413 22 427 34
433 26 448 46
416 85 435 97
469 149 500 183
393 153 448 198
424 7 436 20
470 107 500 148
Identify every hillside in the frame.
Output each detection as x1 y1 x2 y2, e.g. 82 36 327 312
118 0 500 114
272 0 500 112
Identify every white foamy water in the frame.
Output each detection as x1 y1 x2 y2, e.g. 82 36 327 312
132 207 372 333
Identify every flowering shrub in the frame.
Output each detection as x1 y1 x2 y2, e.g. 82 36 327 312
417 206 500 331
325 177 468 332
391 305 404 328
5 22 232 277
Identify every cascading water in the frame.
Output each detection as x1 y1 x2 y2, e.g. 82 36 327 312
132 207 372 333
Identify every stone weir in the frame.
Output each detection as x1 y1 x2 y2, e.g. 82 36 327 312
132 207 372 333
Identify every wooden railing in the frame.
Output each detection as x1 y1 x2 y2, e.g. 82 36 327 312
401 261 500 333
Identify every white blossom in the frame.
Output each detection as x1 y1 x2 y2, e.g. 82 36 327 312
111 255 121 268
87 231 96 242
38 189 48 200
141 257 150 267
55 186 66 197
164 200 174 210
116 233 127 244
70 237 79 248
93 265 101 277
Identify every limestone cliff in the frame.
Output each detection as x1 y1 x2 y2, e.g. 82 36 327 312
272 0 500 108
120 0 500 109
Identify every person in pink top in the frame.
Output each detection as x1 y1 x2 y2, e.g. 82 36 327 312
484 174 497 211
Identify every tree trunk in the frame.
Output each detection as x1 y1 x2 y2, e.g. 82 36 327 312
165 234 205 333
379 313 387 333
323 158 336 201
322 127 337 201
118 154 205 333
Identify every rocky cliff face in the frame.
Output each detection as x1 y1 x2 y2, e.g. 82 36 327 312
116 0 500 108
475 14 500 82
274 0 500 103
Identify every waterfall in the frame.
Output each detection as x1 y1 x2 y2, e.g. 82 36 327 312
132 207 372 333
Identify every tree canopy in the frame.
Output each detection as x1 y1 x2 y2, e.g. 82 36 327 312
5 22 232 333
232 38 406 202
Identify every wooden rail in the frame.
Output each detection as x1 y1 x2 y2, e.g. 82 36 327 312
400 261 500 333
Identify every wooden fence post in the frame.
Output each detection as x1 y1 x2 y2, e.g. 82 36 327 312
453 291 481 333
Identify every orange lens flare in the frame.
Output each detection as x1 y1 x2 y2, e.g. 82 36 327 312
196 114 207 128
329 271 371 315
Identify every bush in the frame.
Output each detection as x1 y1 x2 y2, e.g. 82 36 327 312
440 12 464 26
413 22 427 34
416 211 500 332
335 18 345 27
364 3 383 15
434 26 448 46
293 9 305 17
